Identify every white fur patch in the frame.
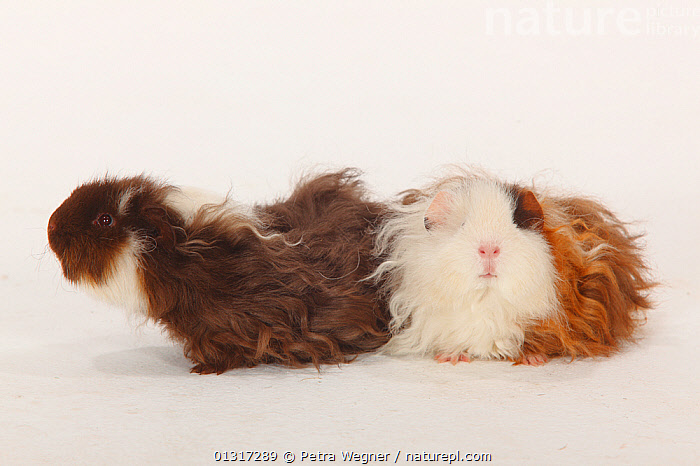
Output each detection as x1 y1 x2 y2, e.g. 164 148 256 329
163 186 230 224
376 177 561 360
79 235 150 318
117 187 139 216
163 186 292 244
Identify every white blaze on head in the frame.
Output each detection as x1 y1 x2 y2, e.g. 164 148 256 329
117 186 139 216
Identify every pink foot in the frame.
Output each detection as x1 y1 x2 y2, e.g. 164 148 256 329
519 353 549 366
435 353 471 365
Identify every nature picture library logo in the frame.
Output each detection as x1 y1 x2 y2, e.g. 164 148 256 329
485 2 700 38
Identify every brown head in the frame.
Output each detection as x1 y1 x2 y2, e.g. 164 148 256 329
47 175 179 286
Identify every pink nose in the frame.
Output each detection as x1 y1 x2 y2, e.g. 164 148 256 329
478 243 500 259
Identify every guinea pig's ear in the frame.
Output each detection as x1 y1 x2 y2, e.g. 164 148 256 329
513 189 544 231
424 191 452 230
142 206 179 250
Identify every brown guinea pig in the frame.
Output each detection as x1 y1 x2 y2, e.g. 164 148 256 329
48 169 390 374
372 168 656 365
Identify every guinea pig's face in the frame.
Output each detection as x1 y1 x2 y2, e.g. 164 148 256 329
424 179 555 300
47 177 170 285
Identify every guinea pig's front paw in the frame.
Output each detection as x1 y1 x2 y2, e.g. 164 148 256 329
190 362 225 375
434 353 471 365
516 353 549 366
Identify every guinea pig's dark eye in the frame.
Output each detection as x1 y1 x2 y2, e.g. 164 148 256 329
95 213 114 227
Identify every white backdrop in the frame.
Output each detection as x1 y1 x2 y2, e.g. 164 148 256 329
1 1 698 464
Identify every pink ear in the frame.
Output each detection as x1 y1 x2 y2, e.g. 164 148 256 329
424 191 452 229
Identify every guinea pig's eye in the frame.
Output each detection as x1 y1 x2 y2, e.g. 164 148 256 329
95 213 114 227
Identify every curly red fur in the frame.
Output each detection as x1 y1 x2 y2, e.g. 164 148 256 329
521 195 656 360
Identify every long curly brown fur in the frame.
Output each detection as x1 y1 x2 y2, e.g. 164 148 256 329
140 170 391 373
521 194 656 359
48 170 390 374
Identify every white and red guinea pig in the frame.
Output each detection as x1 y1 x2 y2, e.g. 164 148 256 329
373 169 655 365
